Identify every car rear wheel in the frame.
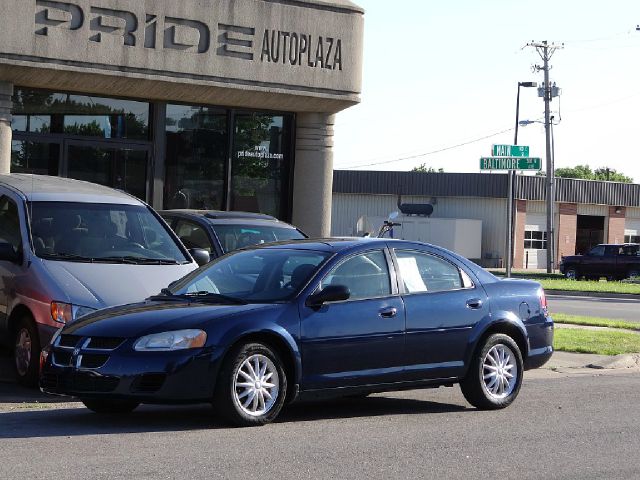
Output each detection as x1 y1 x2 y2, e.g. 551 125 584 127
14 316 40 387
628 269 640 280
213 342 287 427
460 333 523 410
81 399 140 414
564 268 578 280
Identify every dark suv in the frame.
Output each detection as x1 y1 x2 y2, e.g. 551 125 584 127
559 243 640 280
159 210 307 260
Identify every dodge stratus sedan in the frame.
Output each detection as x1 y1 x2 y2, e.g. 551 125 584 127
41 238 554 426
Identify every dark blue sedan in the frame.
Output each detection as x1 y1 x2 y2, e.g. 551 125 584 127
41 238 554 426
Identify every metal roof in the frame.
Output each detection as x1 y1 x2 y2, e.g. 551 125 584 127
0 174 142 205
333 170 640 207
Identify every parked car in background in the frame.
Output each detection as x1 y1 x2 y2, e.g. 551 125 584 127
0 174 207 386
41 238 553 426
159 209 307 259
559 243 640 280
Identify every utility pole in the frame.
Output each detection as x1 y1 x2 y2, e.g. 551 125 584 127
526 40 563 273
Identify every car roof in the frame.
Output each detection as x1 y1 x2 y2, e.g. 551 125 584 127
160 209 277 220
0 174 143 205
249 237 396 252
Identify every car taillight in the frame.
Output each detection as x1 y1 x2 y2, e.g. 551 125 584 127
539 288 548 313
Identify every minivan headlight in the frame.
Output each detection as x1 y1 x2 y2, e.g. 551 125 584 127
51 302 98 324
133 329 207 351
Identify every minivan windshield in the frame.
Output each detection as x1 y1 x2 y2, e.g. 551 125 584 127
168 248 329 302
212 224 306 253
29 202 190 264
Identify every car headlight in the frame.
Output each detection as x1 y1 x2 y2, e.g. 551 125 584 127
133 329 207 351
51 302 98 324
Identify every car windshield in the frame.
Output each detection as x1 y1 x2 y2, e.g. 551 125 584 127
29 202 190 264
169 248 329 302
212 224 306 253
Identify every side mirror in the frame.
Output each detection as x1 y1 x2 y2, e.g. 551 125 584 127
189 248 211 267
0 242 21 264
306 285 350 308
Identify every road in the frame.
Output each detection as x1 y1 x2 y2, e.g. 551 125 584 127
548 294 640 322
2 370 640 480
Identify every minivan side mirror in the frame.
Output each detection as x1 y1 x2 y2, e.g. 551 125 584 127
306 285 350 308
189 248 210 266
0 242 21 264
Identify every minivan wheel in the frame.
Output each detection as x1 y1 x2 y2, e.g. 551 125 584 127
213 342 287 427
14 316 40 387
460 333 523 410
81 399 140 414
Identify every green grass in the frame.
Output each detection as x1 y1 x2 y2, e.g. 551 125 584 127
488 269 640 294
552 313 640 331
538 279 640 294
554 328 640 355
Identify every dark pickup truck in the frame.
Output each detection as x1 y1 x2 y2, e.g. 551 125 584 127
559 243 640 280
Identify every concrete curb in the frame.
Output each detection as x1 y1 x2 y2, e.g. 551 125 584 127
587 353 640 369
546 290 640 300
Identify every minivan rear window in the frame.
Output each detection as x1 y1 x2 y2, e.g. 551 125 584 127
29 202 190 264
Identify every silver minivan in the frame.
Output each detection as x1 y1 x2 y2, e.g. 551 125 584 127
0 174 206 385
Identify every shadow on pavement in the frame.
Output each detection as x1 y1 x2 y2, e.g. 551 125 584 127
0 395 469 439
0 383 71 404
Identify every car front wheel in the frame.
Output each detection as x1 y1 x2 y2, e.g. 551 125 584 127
214 342 287 427
564 268 578 280
460 333 523 410
14 316 40 387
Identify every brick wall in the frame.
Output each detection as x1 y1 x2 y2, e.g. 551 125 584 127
513 200 527 269
608 206 626 243
557 203 577 262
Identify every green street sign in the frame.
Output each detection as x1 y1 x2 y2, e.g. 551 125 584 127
480 157 542 171
492 144 529 157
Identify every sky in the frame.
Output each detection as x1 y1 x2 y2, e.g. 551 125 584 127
333 0 640 182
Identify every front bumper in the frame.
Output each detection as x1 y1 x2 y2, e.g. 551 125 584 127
40 343 223 404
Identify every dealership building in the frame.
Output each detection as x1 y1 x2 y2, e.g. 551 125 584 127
332 170 640 269
0 0 364 236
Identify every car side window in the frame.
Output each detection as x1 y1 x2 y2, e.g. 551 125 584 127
0 196 22 252
320 250 391 300
175 220 213 253
589 245 605 256
604 245 619 256
395 250 466 293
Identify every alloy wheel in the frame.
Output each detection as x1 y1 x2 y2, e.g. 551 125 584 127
233 354 280 417
15 328 32 377
481 344 518 399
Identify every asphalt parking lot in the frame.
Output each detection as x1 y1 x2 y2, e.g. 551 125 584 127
2 369 640 480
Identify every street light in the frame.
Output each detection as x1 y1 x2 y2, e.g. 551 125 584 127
506 81 537 278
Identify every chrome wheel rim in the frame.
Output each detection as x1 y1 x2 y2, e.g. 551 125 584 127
15 328 32 377
233 354 279 417
482 344 517 399
566 270 576 280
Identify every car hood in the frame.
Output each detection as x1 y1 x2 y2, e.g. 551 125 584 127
63 300 280 338
41 260 197 309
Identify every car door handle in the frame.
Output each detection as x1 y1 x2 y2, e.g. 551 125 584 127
466 298 483 309
379 307 398 318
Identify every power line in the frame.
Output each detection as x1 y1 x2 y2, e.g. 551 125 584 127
339 126 516 170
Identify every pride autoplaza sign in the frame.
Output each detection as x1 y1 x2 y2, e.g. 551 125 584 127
480 144 541 171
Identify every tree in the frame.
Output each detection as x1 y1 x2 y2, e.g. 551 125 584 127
554 164 633 183
412 164 444 173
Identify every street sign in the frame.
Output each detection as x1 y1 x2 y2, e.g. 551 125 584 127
480 157 542 171
492 144 529 157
